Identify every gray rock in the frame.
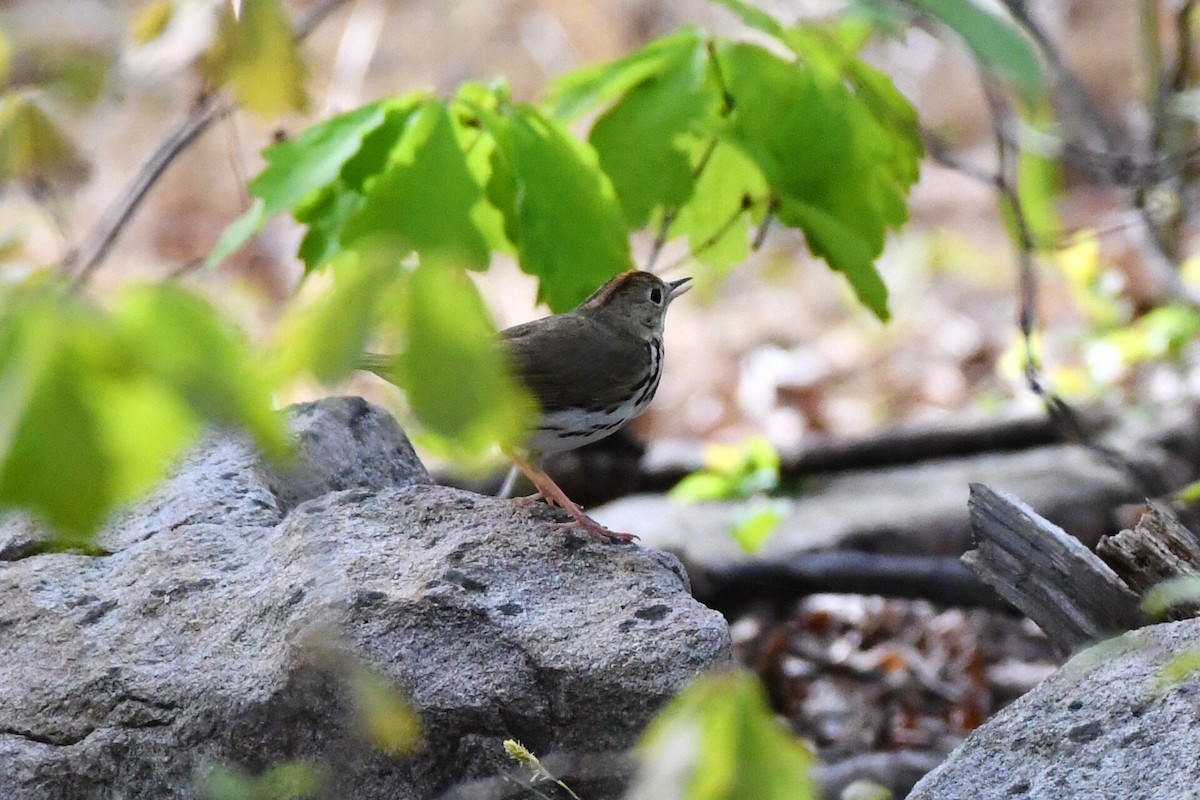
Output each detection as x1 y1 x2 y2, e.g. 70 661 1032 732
0 397 730 800
907 618 1200 800
593 444 1138 566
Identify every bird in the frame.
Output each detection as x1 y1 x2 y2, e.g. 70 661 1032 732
362 269 691 543
499 270 691 543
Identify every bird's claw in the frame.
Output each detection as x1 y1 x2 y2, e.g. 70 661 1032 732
553 517 639 544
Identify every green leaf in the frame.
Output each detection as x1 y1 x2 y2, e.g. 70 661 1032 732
201 0 308 117
485 105 631 311
204 198 265 270
392 262 532 453
544 30 704 121
671 472 736 502
207 102 393 267
785 201 890 319
253 101 392 216
349 667 422 756
1158 648 1200 690
589 31 717 228
0 92 88 189
631 670 817 800
0 300 123 540
909 0 1045 106
709 0 787 39
342 101 491 271
718 41 914 318
271 252 401 385
294 189 364 272
670 141 767 271
200 760 325 800
0 284 286 545
1142 575 1200 619
1016 114 1062 246
731 502 785 553
113 285 289 460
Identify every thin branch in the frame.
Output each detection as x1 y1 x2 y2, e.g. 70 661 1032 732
661 197 757 275
998 0 1121 152
981 76 1170 498
645 137 718 273
63 0 352 292
751 198 776 250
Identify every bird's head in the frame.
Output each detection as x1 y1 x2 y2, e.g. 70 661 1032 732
575 270 692 334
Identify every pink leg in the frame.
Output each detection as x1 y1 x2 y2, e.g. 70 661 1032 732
503 449 638 544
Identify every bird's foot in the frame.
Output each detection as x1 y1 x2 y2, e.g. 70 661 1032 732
554 516 639 544
512 492 545 507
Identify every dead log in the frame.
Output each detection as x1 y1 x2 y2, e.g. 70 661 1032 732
962 484 1142 657
694 552 1010 614
1097 501 1200 619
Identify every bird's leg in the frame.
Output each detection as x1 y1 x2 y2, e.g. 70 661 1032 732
503 448 637 543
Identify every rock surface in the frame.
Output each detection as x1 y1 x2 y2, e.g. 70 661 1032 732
0 397 731 800
593 444 1140 567
907 618 1200 799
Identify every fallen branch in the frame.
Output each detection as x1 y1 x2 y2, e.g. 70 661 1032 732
695 552 1008 614
962 484 1142 657
1097 500 1200 619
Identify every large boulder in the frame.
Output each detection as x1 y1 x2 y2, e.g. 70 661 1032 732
907 618 1200 799
0 397 731 800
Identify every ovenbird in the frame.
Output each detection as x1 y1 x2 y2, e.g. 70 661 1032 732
501 270 691 543
362 269 690 543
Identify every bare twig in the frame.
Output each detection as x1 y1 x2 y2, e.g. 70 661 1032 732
751 198 776 250
980 76 1171 498
997 0 1120 152
63 0 351 292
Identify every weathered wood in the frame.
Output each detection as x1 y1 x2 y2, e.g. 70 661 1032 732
963 483 1142 656
1097 501 1200 619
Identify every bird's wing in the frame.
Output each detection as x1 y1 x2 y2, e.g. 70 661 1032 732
501 315 646 411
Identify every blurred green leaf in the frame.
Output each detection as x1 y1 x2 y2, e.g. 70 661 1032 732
0 92 88 189
589 30 716 228
1142 575 1200 619
907 0 1045 106
270 252 401 385
132 0 175 44
1158 648 1200 690
390 262 532 454
114 285 289 460
202 0 308 117
731 502 785 553
1174 481 1200 504
545 30 702 121
670 472 735 502
0 30 10 86
0 284 285 543
630 670 816 800
1016 115 1062 246
349 667 422 756
342 101 491 271
709 0 787 39
200 760 325 800
484 105 631 311
206 198 266 269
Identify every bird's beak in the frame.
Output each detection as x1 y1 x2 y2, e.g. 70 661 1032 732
666 277 692 304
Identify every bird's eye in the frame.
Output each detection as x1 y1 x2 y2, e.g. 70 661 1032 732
649 288 663 304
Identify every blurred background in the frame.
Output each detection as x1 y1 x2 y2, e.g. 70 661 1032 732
4 0 1176 460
